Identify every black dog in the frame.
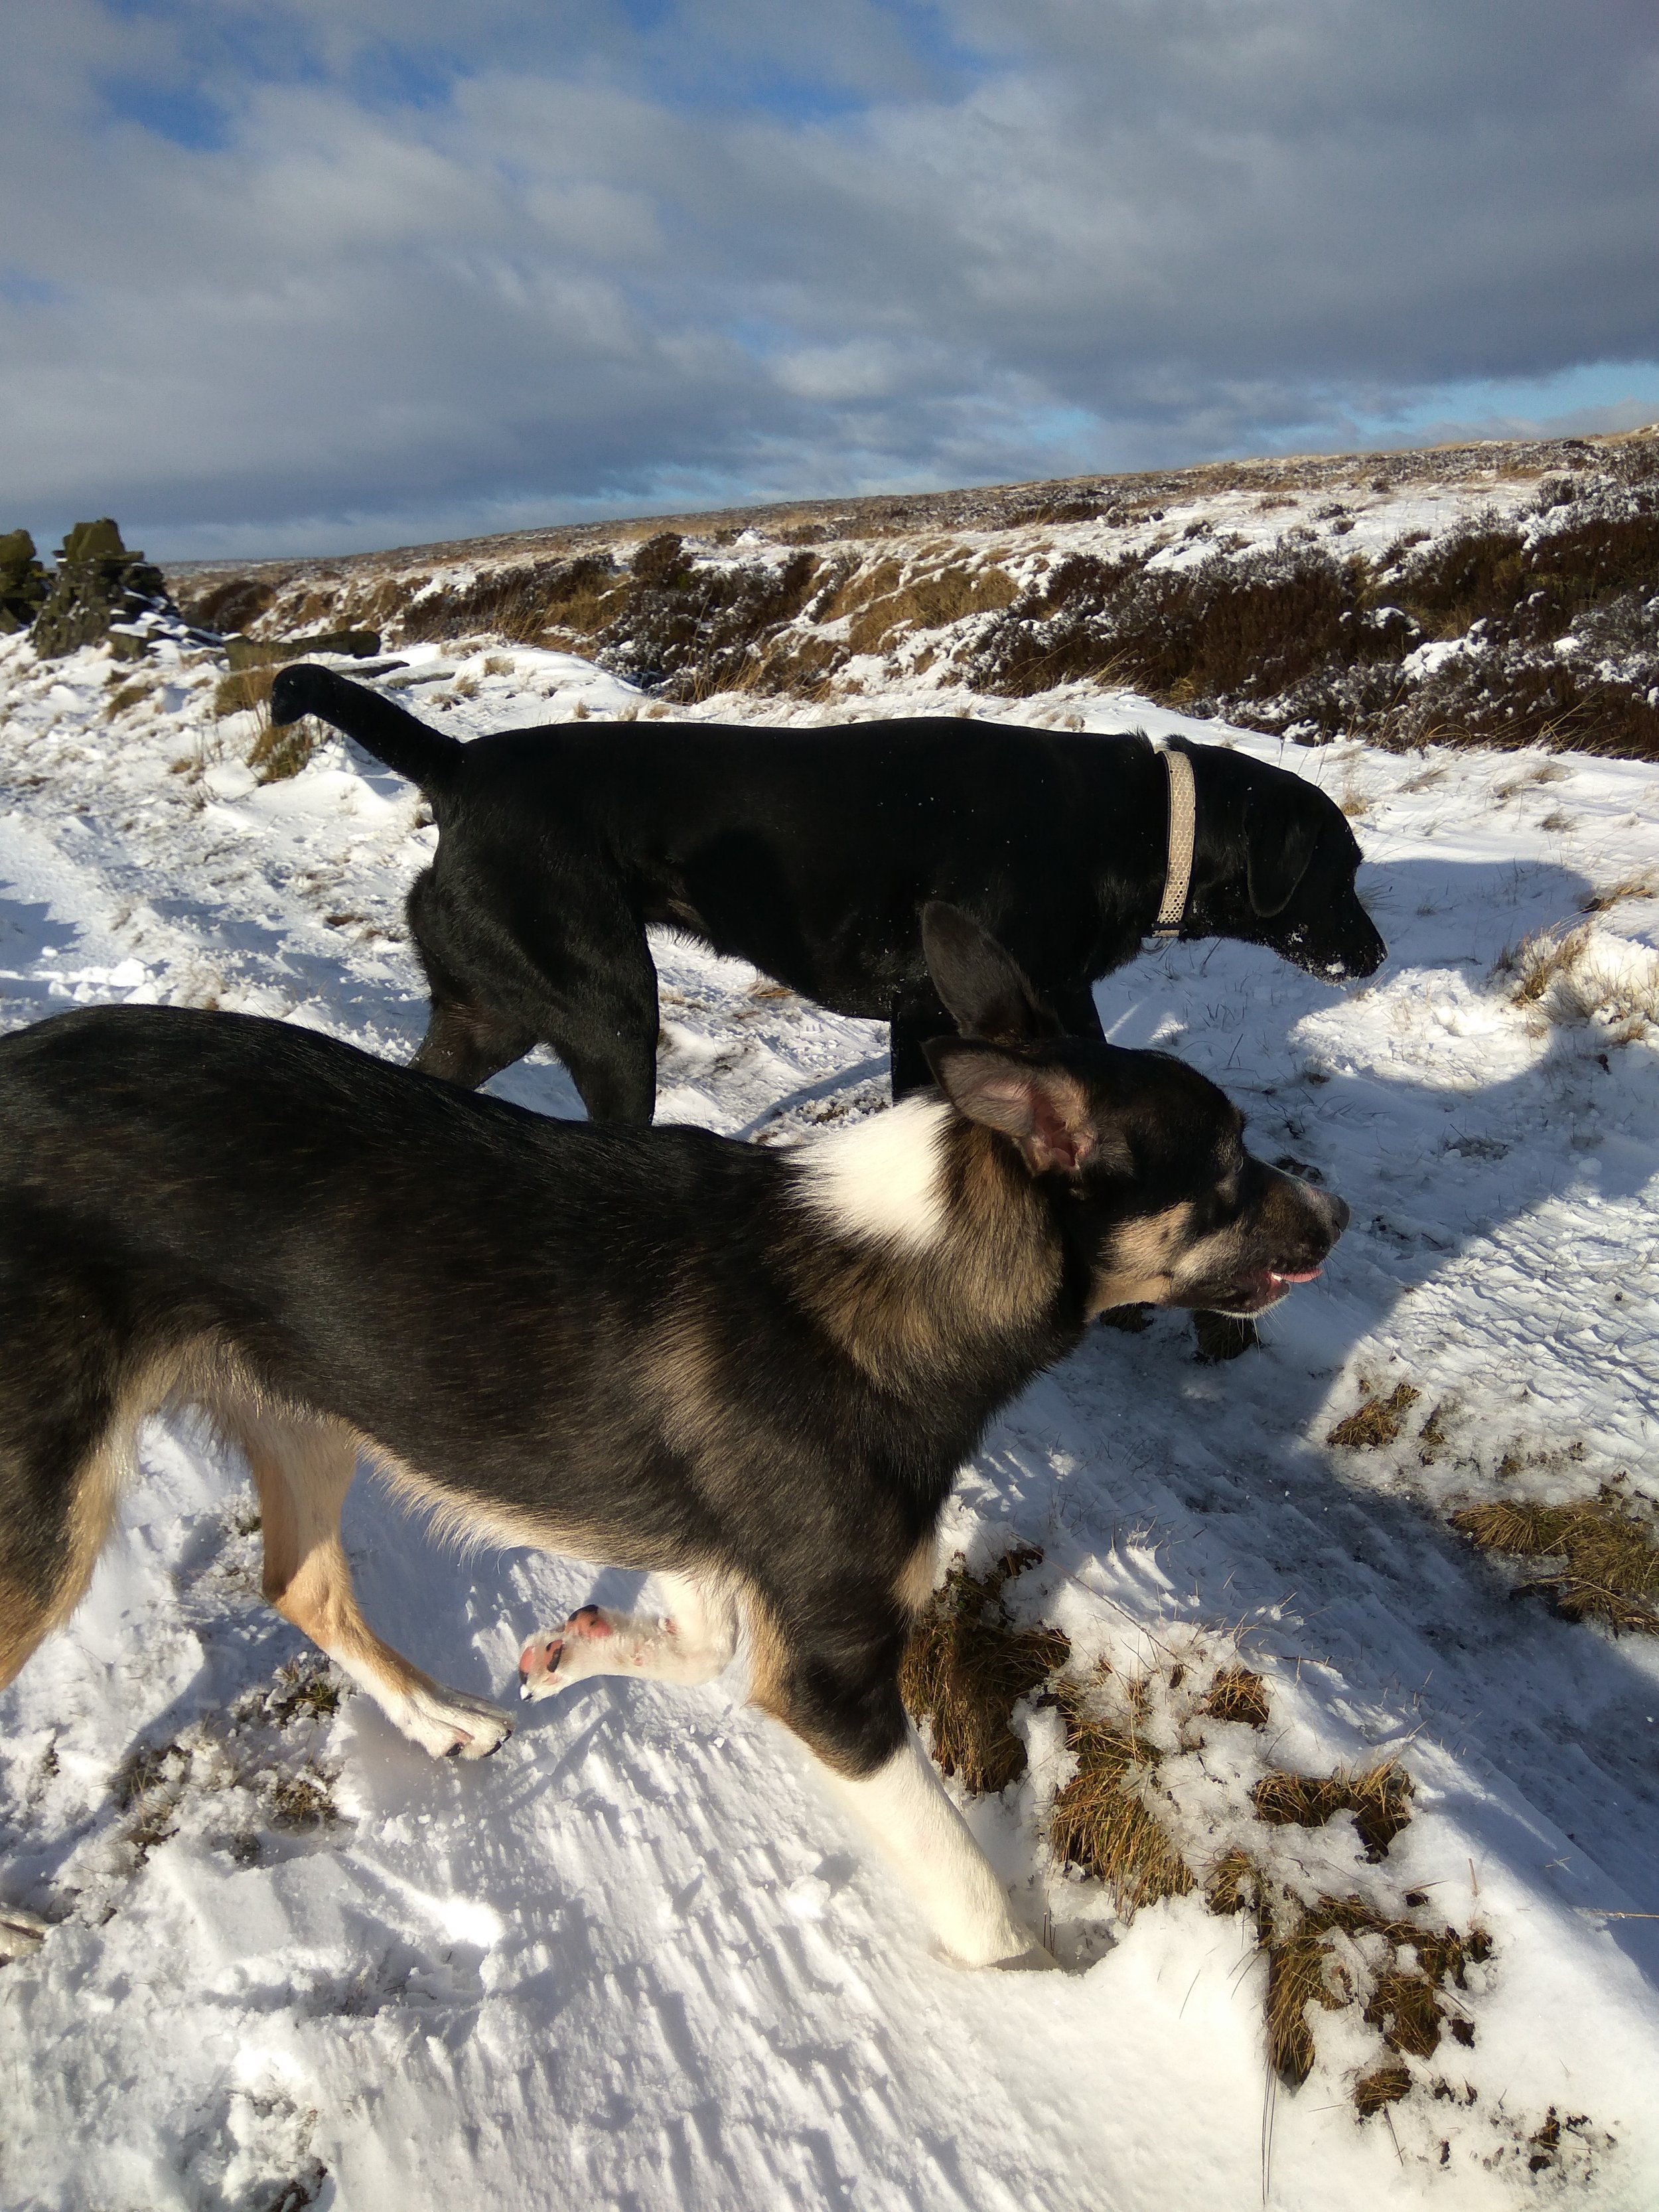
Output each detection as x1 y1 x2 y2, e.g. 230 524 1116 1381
0 908 1344 1966
271 665 1384 1120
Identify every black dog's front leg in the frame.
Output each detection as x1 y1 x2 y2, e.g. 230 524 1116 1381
889 976 1106 1101
888 982 956 1100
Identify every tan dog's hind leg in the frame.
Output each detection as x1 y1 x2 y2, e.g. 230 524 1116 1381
236 1409 512 1760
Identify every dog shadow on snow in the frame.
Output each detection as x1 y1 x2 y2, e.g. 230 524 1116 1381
1043 849 1659 1985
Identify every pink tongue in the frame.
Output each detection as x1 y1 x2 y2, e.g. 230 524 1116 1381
1270 1267 1322 1284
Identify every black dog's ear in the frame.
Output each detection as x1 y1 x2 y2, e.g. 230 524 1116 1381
1245 788 1324 918
920 902 1063 1045
924 1038 1127 1175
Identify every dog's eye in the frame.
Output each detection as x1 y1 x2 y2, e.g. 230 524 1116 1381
1195 1173 1242 1227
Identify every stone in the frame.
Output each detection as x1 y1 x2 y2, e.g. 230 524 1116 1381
0 529 48 634
31 518 177 661
224 628 382 670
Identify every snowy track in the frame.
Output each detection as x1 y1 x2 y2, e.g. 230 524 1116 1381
2 632 1658 2209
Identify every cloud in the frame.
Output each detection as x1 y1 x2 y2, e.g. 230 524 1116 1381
3 1 1657 556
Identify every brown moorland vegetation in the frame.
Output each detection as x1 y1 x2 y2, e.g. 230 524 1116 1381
164 426 1659 759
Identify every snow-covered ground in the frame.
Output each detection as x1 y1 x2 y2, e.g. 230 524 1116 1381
2 629 1658 2210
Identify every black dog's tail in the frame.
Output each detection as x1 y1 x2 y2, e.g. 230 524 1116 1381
269 664 464 794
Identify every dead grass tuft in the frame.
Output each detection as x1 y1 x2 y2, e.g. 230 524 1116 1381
899 1550 1070 1793
115 1740 184 1810
1451 1491 1659 1632
214 665 274 719
104 679 154 718
1265 1919 1348 2087
267 1767 338 1829
1416 1402 1451 1461
247 713 319 784
1496 922 1659 1038
1580 873 1658 913
1204 1845 1262 1921
1365 1964 1447 2058
114 1739 189 1855
395 554 626 646
263 1657 345 1727
1048 1680 1195 1916
1526 2108 1598 2175
1201 1666 1270 1727
1327 1382 1421 1451
1210 1866 1492 2091
838 561 1018 654
1192 1310 1260 1363
177 573 277 634
1337 771 1370 820
1354 2061 1414 2116
1499 921 1595 1005
1252 1759 1414 1861
1098 1302 1153 1333
1494 761 1570 800
215 660 321 780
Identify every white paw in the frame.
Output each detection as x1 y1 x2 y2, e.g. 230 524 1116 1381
396 1682 514 1761
518 1603 662 1700
0 1906 50 1960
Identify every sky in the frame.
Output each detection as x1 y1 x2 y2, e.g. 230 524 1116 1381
3 0 1658 561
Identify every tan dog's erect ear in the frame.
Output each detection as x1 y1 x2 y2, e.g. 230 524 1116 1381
924 1040 1127 1177
920 902 1063 1046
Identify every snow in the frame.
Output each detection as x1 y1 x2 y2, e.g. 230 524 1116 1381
3 623 1659 2209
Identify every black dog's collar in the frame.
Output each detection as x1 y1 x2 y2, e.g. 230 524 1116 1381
1151 745 1196 938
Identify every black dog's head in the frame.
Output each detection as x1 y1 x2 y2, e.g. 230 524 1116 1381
920 903 1348 1319
1176 743 1384 982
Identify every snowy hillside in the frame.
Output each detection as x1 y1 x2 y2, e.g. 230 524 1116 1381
2 621 1658 2210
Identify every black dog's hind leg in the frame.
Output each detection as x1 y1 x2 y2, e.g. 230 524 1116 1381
495 879 661 1124
405 863 659 1120
405 867 540 1089
547 999 658 1125
531 897 660 1124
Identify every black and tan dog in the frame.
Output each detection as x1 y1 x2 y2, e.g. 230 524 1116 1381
0 909 1345 1965
271 664 1384 1119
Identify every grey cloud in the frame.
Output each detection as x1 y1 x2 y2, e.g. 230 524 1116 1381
2 2 1656 555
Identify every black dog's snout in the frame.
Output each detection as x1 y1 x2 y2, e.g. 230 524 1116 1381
1303 1187 1349 1259
1277 1174 1348 1268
